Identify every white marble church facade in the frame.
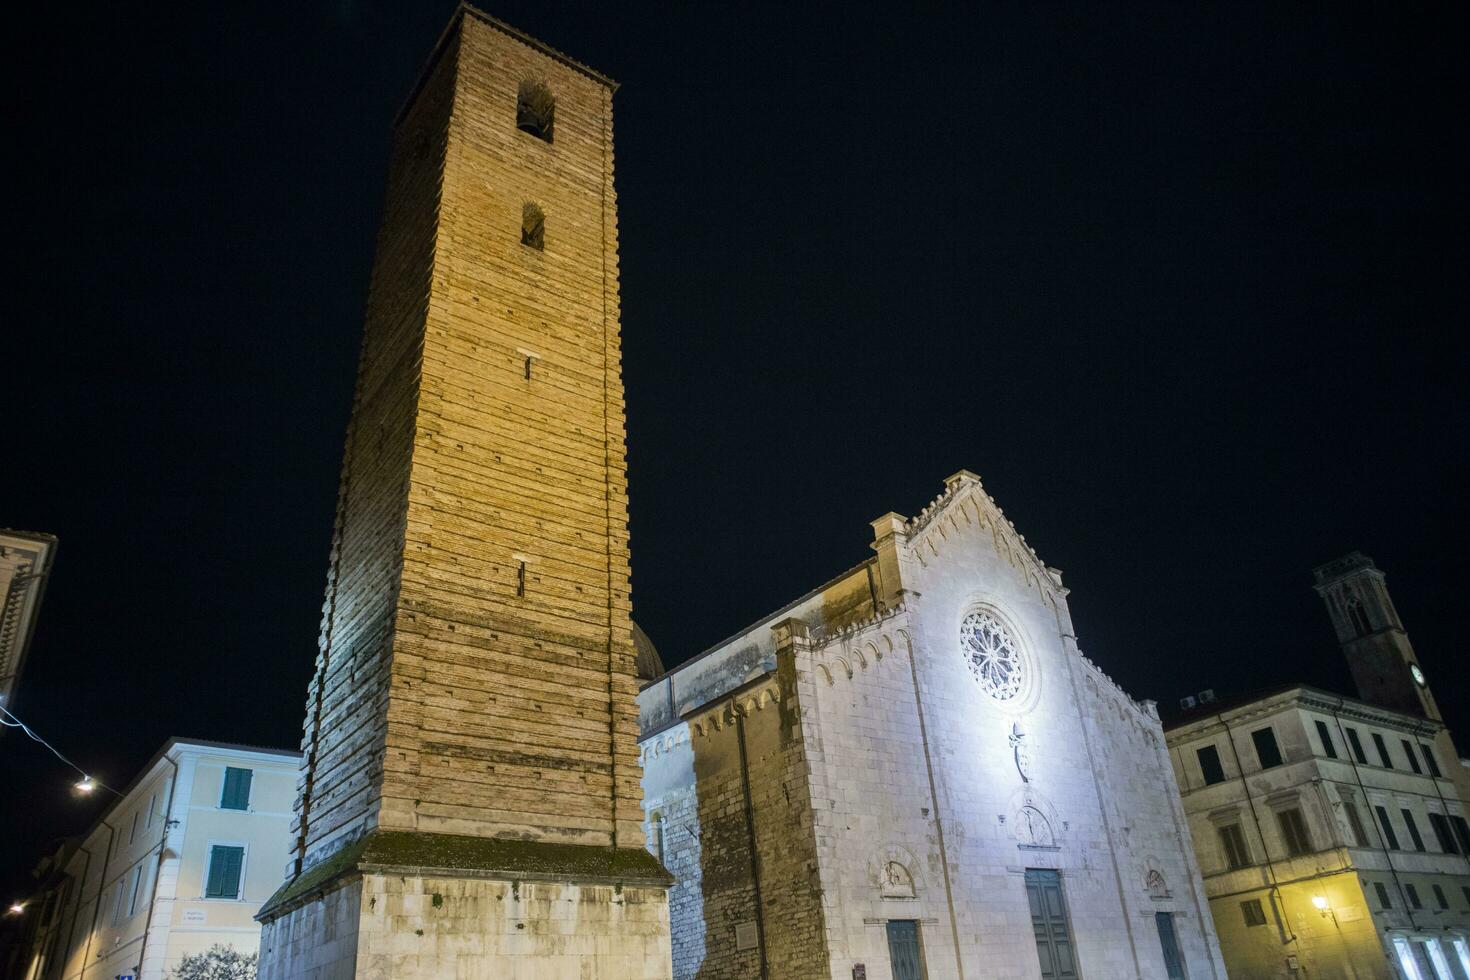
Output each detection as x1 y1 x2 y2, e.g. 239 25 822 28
637 471 1227 980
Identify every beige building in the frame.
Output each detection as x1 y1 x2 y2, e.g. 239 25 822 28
638 471 1228 980
1 529 57 710
13 738 299 980
1165 555 1470 979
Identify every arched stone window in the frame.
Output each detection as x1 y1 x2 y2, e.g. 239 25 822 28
516 79 554 142
522 202 545 250
1346 594 1371 637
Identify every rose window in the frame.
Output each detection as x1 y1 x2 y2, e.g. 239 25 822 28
961 611 1023 700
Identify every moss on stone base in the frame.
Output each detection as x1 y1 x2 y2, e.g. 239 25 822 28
257 830 671 921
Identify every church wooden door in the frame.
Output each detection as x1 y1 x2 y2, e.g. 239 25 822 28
885 920 924 980
1026 869 1079 979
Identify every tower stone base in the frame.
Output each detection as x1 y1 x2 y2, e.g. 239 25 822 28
257 833 672 979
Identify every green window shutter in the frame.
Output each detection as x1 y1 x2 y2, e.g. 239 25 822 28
220 767 253 810
206 846 244 898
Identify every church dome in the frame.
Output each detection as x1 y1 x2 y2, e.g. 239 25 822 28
632 621 664 683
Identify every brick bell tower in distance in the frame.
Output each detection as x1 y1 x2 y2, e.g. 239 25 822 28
255 7 672 978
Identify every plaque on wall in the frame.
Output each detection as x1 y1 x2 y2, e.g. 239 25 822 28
735 921 759 951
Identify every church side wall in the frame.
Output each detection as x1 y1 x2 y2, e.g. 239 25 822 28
1073 659 1227 979
639 667 828 980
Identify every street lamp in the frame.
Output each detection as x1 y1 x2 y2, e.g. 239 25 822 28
7 902 23 915
75 775 95 793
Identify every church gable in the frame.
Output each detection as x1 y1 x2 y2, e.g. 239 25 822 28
901 470 1064 606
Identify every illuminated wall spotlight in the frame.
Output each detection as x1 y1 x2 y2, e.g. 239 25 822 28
6 902 23 915
75 775 96 793
1311 895 1329 911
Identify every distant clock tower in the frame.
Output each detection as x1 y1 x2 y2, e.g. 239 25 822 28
1312 552 1438 720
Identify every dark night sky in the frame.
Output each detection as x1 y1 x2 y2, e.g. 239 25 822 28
3 2 1466 905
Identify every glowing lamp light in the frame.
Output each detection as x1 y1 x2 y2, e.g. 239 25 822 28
1312 896 1331 915
7 902 23 915
75 776 96 793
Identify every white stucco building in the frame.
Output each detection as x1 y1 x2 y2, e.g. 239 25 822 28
13 738 299 980
637 471 1227 980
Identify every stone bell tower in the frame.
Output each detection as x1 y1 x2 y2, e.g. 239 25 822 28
1312 552 1438 720
256 7 671 977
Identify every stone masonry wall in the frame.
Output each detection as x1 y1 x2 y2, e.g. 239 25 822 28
640 665 828 980
293 8 647 873
259 874 670 980
383 11 642 849
293 26 460 869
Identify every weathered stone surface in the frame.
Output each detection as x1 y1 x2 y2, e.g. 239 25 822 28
260 6 669 976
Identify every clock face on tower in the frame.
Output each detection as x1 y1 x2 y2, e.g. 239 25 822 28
1411 663 1427 687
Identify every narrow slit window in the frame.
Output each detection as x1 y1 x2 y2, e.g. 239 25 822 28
516 560 526 597
524 355 534 380
522 202 545 250
516 79 554 142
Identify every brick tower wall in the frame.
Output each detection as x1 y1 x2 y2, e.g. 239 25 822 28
292 12 642 872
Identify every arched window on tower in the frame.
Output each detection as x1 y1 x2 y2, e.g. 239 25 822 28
516 79 554 142
522 202 545 250
1346 594 1372 638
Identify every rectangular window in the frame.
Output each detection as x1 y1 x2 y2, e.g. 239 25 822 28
1315 720 1338 759
127 865 144 917
1342 801 1368 847
1375 881 1393 909
146 793 157 829
1197 744 1226 785
204 845 245 900
1401 739 1423 774
1252 727 1284 769
1451 816 1470 854
1372 733 1394 768
1462 886 1470 908
1401 809 1426 852
1218 824 1251 869
110 880 125 925
1432 885 1448 910
1406 883 1422 910
128 811 139 845
1278 808 1312 856
1346 727 1368 764
1240 898 1267 927
219 768 253 811
1427 813 1457 853
1420 744 1442 778
1375 806 1402 850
